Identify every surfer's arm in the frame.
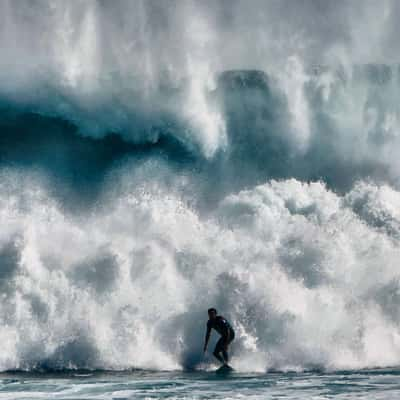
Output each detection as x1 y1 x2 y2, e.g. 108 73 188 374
203 326 211 352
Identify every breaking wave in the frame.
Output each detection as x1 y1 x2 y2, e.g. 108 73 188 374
2 0 400 372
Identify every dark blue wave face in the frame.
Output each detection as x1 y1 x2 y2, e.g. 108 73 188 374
0 107 198 207
0 67 395 210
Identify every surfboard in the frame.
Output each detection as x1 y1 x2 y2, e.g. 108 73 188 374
215 364 234 374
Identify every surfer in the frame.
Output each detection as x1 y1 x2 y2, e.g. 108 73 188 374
203 308 235 365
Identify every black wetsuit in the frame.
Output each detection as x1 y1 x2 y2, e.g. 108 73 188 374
206 316 235 363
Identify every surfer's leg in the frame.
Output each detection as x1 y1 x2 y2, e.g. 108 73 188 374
213 338 225 364
213 351 224 364
222 338 232 363
222 348 229 363
222 332 234 363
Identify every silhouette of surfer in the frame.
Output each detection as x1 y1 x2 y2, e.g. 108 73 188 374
203 308 235 365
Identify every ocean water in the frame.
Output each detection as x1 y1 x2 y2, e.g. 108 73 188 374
2 369 400 399
2 0 400 398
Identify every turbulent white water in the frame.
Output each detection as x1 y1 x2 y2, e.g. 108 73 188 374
1 0 400 373
2 169 400 372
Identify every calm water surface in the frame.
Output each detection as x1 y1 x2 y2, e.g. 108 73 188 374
1 369 400 399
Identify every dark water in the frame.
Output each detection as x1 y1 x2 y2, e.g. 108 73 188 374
2 369 400 399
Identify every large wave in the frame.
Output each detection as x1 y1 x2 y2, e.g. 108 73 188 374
1 0 400 372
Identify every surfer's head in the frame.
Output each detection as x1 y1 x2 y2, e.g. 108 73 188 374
208 308 217 320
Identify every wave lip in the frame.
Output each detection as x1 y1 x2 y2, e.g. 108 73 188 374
2 63 400 197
